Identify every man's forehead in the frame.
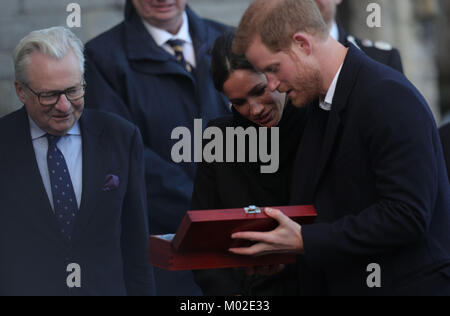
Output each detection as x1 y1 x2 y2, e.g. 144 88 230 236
246 37 283 68
27 51 82 88
247 35 264 51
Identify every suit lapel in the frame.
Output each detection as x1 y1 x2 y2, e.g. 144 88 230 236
310 109 342 193
290 102 328 204
71 111 106 240
125 11 170 63
311 45 364 197
291 46 364 203
338 24 348 45
186 6 211 61
11 108 67 243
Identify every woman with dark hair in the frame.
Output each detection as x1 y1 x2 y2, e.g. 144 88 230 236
190 31 307 296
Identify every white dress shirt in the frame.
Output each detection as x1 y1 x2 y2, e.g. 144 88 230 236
319 22 344 111
142 11 196 68
330 22 339 41
29 117 83 210
319 64 343 111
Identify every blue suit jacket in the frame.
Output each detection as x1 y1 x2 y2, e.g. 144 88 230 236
84 2 231 296
291 45 450 296
0 108 155 296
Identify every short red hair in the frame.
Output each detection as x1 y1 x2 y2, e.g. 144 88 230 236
233 0 328 54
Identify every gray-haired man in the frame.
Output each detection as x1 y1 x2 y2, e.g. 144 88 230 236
0 27 154 296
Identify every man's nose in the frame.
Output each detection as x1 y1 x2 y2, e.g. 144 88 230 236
266 74 280 92
54 94 71 112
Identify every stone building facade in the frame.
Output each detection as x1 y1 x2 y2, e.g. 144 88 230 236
0 0 447 125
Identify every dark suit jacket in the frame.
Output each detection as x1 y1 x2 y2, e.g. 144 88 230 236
338 25 403 73
0 108 155 296
290 45 450 296
84 2 231 296
440 123 450 181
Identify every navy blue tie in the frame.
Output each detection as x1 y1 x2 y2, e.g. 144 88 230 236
47 135 78 240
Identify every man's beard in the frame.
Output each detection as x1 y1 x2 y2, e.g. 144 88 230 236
288 60 323 108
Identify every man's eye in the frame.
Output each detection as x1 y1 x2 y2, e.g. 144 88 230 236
41 92 59 98
267 66 278 74
255 87 266 96
66 89 78 96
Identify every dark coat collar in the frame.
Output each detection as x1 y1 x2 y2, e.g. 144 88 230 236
330 43 364 114
311 44 365 192
124 5 212 62
337 24 349 46
73 109 107 241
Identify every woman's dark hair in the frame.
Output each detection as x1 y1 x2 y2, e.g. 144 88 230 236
211 31 257 92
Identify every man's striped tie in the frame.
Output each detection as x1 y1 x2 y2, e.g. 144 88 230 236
167 39 192 73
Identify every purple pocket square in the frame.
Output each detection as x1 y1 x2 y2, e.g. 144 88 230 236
103 174 120 192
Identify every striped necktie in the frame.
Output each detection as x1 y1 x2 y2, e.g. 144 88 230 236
167 39 192 73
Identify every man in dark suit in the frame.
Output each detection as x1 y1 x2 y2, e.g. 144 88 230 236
84 0 231 296
440 123 450 180
230 0 450 296
315 0 403 73
0 26 154 296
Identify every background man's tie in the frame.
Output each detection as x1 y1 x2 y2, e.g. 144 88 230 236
167 39 192 73
47 135 79 240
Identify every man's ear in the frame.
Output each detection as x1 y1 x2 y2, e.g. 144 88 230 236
14 80 27 104
291 33 312 56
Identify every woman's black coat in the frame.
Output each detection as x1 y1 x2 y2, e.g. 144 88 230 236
190 104 307 295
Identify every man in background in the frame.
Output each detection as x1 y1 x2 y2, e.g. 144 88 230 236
315 0 403 72
84 0 231 295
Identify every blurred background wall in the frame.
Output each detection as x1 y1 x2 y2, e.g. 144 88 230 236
0 0 448 126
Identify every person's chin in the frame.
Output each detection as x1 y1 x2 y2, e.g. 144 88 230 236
261 115 280 128
49 118 74 135
264 117 279 128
